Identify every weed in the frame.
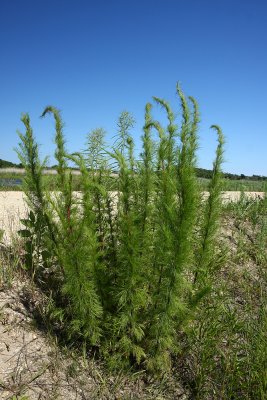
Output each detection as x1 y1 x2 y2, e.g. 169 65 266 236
15 84 226 375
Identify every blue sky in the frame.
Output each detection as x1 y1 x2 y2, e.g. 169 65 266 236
1 0 266 175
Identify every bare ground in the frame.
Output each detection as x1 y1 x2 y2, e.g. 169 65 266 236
0 272 189 399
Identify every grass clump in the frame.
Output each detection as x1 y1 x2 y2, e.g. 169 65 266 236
177 190 267 399
15 84 225 375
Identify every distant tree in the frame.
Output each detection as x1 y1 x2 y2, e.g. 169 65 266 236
0 158 21 168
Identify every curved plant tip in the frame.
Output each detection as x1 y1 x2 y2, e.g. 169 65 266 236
210 124 225 145
40 105 61 119
176 83 190 125
153 96 175 124
21 112 31 126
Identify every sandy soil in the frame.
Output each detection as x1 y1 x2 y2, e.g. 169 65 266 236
0 191 265 243
0 280 84 399
0 192 28 243
0 276 187 399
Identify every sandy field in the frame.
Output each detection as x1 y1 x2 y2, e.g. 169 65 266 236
0 191 265 244
0 168 81 175
0 192 28 243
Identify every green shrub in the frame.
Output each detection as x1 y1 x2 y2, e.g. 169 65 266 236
16 84 224 373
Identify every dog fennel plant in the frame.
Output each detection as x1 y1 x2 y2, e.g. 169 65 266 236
193 125 225 292
16 113 56 276
42 107 103 344
16 84 225 373
143 86 202 371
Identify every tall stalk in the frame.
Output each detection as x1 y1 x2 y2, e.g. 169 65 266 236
140 103 153 232
193 125 225 288
41 106 72 226
16 114 57 276
41 107 103 344
105 113 148 366
17 114 46 212
64 153 103 344
146 86 200 371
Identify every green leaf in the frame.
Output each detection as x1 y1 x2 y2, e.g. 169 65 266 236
20 218 34 228
25 253 33 269
41 250 51 260
18 229 32 238
25 241 33 254
29 210 35 222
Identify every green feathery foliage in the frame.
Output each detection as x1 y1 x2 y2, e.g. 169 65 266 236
16 114 46 213
84 128 111 301
16 114 57 276
138 102 155 275
40 107 103 344
85 127 106 172
193 125 225 290
16 84 225 374
41 106 72 220
116 111 135 157
62 153 103 344
41 107 68 186
145 86 201 371
104 112 149 367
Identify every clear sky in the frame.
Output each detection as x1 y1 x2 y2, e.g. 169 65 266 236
1 0 266 175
